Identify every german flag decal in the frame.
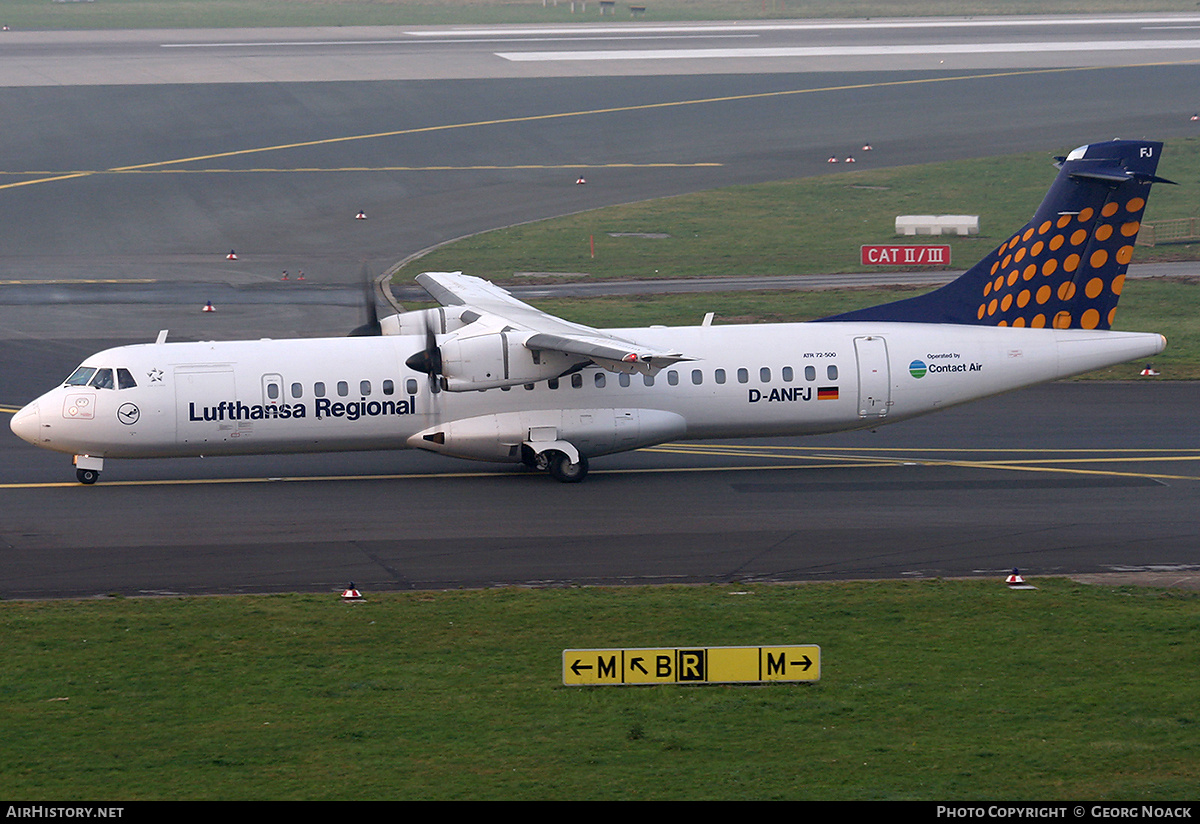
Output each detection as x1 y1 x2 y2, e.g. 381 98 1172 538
817 386 839 400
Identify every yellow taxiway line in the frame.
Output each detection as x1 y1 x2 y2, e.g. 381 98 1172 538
0 445 1197 490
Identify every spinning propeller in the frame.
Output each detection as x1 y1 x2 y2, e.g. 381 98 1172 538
347 263 382 337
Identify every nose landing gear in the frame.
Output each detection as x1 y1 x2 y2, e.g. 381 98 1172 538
73 455 104 485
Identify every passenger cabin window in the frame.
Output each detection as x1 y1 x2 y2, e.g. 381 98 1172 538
594 373 606 388
314 382 326 397
737 368 748 384
383 380 394 396
715 369 726 385
643 374 655 387
571 374 582 389
760 367 771 383
691 369 703 385
360 380 371 396
405 379 418 395
548 378 559 390
337 381 349 397
266 383 280 401
782 366 793 382
291 383 303 399
805 366 816 381
65 366 96 387
827 365 839 380
667 371 679 386
117 368 137 389
619 373 630 388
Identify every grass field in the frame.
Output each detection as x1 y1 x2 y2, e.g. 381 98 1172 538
6 1 1200 31
405 139 1200 281
2 580 1197 800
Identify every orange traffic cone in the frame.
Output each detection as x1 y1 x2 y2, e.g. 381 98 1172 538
341 583 364 602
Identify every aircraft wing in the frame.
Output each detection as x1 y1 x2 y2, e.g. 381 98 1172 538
415 271 691 370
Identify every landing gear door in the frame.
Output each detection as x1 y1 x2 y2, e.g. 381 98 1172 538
854 336 891 419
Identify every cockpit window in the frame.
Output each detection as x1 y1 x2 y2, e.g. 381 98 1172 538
65 366 96 386
88 368 114 389
117 368 137 390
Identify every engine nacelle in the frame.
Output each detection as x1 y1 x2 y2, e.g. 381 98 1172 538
439 332 585 391
379 306 475 336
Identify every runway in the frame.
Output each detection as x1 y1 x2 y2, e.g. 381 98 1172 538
2 15 1199 597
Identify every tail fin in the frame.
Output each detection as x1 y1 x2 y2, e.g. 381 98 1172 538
818 139 1173 329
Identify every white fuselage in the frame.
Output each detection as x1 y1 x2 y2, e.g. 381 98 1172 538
10 321 1165 466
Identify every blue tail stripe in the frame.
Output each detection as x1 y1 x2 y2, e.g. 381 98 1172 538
818 139 1167 330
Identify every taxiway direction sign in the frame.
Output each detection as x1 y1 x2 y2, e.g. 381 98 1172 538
563 645 820 686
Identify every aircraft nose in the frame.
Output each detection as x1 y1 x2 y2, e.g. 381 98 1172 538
9 401 40 445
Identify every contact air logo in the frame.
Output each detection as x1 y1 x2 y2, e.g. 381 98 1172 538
909 360 928 379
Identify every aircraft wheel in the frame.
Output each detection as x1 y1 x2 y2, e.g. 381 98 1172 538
547 451 588 483
520 445 549 471
76 468 100 485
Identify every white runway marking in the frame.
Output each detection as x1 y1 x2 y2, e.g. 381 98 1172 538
161 34 758 48
498 40 1200 62
409 16 1200 37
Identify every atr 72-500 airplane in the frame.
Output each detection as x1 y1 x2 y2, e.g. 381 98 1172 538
9 139 1172 484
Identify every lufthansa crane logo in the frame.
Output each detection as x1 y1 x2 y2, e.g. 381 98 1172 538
117 403 140 425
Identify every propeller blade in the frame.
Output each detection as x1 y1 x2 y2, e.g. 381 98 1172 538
348 263 382 336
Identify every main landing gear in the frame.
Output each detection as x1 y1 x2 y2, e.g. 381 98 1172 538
521 445 589 483
547 450 588 483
